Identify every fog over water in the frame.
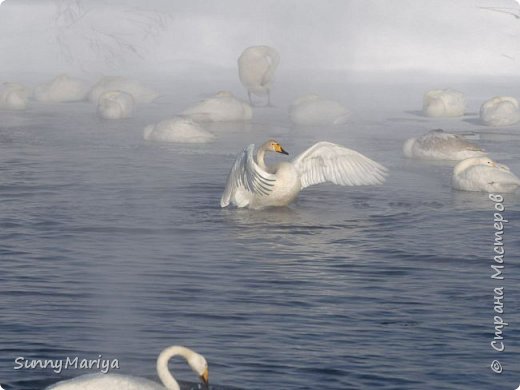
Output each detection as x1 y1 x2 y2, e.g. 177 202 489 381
1 1 520 390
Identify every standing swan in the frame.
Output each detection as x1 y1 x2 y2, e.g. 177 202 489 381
221 140 387 209
452 157 520 193
238 46 280 106
46 346 209 390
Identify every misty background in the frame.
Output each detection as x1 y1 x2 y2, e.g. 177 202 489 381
1 0 520 82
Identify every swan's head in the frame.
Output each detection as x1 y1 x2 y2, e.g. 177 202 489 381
187 351 209 386
454 157 497 175
264 139 288 155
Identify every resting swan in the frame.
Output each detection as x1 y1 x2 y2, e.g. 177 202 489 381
33 74 89 103
97 90 135 119
221 140 387 209
403 129 486 161
480 96 520 127
289 94 350 126
238 45 280 106
181 91 252 122
46 346 209 390
0 82 30 110
422 89 465 117
452 157 520 193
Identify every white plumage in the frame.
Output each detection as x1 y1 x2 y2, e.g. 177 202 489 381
452 157 520 193
0 82 30 110
238 45 280 106
480 96 520 127
34 74 89 103
221 140 387 209
289 94 350 126
181 91 252 122
144 117 215 143
97 90 135 119
403 129 486 161
46 346 209 390
89 76 158 104
422 89 465 117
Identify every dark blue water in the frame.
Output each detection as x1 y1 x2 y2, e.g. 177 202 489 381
1 81 520 389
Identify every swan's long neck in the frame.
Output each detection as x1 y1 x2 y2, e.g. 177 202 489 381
256 145 269 171
156 346 190 390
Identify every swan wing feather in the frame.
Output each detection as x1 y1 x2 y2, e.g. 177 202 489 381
292 141 388 189
220 144 276 207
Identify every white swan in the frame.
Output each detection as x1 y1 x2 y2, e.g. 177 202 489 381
289 94 350 125
144 117 215 143
480 96 520 127
181 91 252 122
422 89 465 117
89 76 158 104
452 157 520 193
221 140 387 209
33 74 89 103
238 45 280 106
97 90 135 119
403 129 486 161
46 346 209 390
0 82 30 110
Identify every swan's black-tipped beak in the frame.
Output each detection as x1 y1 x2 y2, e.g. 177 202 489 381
279 147 289 155
200 368 209 386
273 143 288 155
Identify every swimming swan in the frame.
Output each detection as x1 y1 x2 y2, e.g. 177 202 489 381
97 90 135 119
238 45 280 106
480 96 520 127
422 89 465 117
221 140 388 209
181 91 252 122
452 157 520 193
0 82 30 110
289 94 350 125
46 346 209 390
403 129 486 161
33 74 89 103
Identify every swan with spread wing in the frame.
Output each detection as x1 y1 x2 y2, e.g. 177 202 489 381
220 140 388 209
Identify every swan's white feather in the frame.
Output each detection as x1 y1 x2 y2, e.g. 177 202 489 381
220 144 277 207
46 373 165 390
292 142 388 189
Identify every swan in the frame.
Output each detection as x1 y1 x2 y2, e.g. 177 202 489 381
452 157 520 193
422 89 465 117
144 117 215 143
46 346 209 390
97 90 135 119
289 94 350 125
480 96 520 126
89 76 158 104
403 129 486 161
238 45 280 106
181 91 252 122
221 139 387 209
0 82 30 110
33 74 89 103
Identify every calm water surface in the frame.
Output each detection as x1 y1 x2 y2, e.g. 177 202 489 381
1 81 520 389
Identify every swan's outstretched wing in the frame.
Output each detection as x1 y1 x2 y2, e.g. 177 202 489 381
220 144 277 207
292 142 388 189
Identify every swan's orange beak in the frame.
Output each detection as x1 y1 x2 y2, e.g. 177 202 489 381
274 143 289 155
200 368 209 386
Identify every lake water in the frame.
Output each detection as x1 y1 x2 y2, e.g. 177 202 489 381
1 77 519 390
